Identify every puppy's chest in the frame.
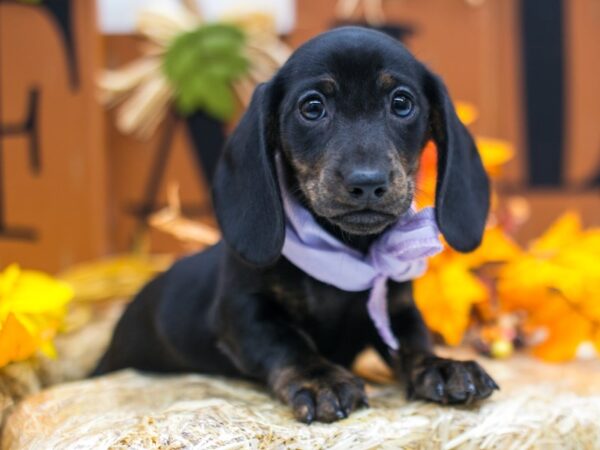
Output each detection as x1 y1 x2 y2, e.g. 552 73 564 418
266 263 370 330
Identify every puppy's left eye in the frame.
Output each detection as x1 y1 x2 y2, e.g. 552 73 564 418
299 98 326 121
391 92 414 118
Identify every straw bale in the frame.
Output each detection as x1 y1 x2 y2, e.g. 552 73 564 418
2 302 600 449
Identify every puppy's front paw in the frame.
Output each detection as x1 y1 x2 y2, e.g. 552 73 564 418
407 357 499 405
271 362 368 423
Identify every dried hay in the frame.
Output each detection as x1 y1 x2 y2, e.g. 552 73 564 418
3 349 600 449
2 302 600 449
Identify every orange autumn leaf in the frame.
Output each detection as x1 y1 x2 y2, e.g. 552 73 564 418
415 141 438 208
416 112 513 208
498 212 600 361
415 226 520 346
532 309 592 362
593 328 600 357
415 251 489 345
530 211 582 256
0 313 39 367
459 225 522 269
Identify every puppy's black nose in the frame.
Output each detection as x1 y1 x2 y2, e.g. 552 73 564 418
344 169 389 201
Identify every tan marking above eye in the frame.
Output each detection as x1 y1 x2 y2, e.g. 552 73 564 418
378 72 396 90
318 77 338 95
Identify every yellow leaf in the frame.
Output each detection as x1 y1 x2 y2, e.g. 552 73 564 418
474 137 514 177
0 265 72 319
461 226 522 268
415 223 519 345
0 264 73 368
415 254 489 345
530 211 581 256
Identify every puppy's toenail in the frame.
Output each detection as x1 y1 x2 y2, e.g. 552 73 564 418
436 383 445 398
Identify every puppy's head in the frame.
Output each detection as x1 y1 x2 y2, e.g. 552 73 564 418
213 27 489 267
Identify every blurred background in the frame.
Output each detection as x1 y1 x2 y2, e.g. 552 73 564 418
1 0 598 272
0 0 599 379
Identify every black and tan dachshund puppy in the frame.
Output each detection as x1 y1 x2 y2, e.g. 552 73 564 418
95 27 498 423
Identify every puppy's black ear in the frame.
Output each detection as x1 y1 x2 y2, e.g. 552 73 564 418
425 72 490 252
212 82 284 266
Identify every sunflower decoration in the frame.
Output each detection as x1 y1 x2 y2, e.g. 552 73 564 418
0 264 73 368
99 2 290 138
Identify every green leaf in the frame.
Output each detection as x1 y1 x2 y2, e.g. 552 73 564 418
201 78 235 120
163 23 248 120
203 56 249 79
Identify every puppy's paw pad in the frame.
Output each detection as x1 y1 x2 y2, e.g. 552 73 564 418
408 357 499 405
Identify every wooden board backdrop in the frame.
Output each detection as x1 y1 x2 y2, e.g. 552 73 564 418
1 0 598 270
0 0 106 272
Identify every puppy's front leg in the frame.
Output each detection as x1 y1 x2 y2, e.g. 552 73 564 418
376 282 499 404
216 293 367 423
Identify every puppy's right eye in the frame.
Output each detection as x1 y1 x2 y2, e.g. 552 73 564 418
299 98 326 120
391 91 414 118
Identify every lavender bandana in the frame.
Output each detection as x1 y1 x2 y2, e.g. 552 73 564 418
276 156 443 350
